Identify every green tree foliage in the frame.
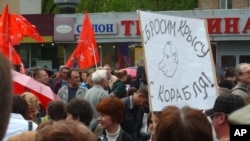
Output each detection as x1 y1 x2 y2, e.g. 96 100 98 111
42 0 198 14
42 0 60 14
76 0 198 12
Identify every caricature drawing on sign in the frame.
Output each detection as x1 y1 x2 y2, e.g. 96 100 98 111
158 41 178 77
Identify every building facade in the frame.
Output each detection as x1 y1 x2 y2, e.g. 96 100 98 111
0 0 41 14
16 14 54 70
2 1 250 71
52 10 250 71
198 0 249 9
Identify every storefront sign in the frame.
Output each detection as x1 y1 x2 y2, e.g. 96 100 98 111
75 23 117 35
121 17 250 37
54 17 75 41
121 20 141 36
56 25 72 34
57 10 250 42
207 17 250 34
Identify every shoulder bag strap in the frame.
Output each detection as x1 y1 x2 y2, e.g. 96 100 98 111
28 121 33 131
232 87 247 93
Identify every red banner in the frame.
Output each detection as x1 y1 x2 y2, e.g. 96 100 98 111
65 12 99 69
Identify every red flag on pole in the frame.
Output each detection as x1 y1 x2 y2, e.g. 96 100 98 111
65 12 99 69
0 5 9 50
8 46 22 64
0 5 22 65
0 4 42 74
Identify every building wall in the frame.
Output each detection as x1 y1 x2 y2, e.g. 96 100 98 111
198 0 219 9
54 10 250 43
20 0 41 14
0 0 41 14
0 0 20 13
233 0 249 9
198 0 250 9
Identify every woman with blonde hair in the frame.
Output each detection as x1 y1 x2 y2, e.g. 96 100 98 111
21 92 40 123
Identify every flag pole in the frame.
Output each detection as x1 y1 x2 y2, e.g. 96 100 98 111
9 42 12 63
92 43 98 69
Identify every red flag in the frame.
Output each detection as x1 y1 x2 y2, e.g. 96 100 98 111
0 4 42 70
65 49 77 68
0 5 22 65
9 14 23 45
0 5 9 50
9 14 44 44
9 46 22 64
0 44 22 65
65 12 99 69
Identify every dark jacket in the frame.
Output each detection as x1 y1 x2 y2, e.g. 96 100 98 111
130 78 147 90
98 128 134 141
53 78 63 94
232 81 248 98
121 96 144 141
111 80 127 98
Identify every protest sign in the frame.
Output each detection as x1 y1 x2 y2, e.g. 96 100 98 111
138 11 218 111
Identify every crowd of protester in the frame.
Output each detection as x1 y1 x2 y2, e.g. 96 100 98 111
1 51 250 141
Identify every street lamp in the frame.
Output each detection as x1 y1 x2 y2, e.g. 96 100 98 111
99 46 102 66
54 0 81 14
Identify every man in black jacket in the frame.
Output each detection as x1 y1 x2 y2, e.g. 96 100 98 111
121 85 149 141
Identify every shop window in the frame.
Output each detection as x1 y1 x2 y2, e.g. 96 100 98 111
221 55 236 69
239 55 250 63
220 0 232 9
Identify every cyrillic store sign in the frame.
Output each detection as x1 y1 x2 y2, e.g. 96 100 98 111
75 23 118 35
54 17 75 41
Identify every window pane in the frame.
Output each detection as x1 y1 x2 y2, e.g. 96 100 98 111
240 55 250 63
220 0 226 9
227 0 232 9
220 0 232 9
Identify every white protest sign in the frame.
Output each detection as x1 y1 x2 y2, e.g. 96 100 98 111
138 11 217 111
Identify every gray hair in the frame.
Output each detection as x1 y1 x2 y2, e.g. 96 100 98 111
235 63 249 81
91 69 107 84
